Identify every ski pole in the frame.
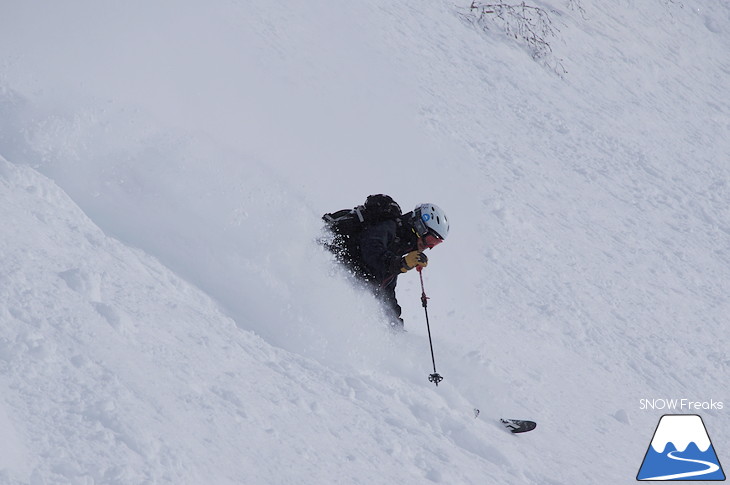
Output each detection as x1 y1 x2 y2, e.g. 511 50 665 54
418 267 443 386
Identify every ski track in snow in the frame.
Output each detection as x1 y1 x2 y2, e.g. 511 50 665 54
1 0 730 484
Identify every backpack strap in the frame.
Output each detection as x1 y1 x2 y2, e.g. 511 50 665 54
353 206 365 223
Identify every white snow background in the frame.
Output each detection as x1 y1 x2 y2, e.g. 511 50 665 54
1 0 729 483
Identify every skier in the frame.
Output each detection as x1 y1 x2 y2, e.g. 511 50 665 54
323 196 449 329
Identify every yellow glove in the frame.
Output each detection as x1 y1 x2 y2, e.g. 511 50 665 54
401 251 428 272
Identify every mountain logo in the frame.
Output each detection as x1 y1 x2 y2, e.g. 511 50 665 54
637 414 725 481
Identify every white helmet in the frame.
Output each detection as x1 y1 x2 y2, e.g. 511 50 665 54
413 203 449 240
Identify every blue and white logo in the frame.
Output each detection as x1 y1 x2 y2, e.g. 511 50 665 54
422 213 431 222
637 414 725 481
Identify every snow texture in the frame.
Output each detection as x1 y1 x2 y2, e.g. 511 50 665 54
1 0 729 484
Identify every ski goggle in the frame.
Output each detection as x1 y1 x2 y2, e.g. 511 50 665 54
414 210 443 248
422 232 443 249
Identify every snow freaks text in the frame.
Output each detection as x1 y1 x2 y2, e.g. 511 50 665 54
639 399 724 411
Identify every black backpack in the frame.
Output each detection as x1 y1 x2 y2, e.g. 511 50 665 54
322 194 402 267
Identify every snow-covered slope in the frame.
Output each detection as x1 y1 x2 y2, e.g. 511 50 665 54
0 157 525 484
1 0 729 484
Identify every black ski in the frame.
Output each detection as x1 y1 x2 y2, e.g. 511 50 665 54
474 410 536 433
500 418 537 434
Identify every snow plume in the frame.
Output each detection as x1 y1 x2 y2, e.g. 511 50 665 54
0 156 503 484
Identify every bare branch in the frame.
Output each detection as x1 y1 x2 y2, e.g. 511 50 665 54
465 1 567 77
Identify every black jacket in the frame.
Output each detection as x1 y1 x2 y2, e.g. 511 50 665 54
357 215 419 320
